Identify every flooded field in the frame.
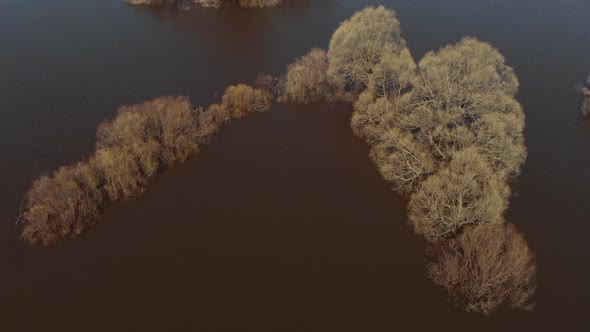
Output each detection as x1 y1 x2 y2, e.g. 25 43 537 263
1 0 589 330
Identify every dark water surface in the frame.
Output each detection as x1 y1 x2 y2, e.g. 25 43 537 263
1 0 589 331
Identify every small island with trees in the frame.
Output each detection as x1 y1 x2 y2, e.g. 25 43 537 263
16 5 537 317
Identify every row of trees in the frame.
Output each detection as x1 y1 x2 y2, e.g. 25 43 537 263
18 85 272 246
279 6 536 314
124 0 283 8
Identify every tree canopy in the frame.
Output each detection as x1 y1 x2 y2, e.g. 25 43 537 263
327 6 407 97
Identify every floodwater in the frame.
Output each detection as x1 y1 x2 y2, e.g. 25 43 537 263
1 0 589 331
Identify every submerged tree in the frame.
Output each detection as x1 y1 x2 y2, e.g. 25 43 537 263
427 223 536 314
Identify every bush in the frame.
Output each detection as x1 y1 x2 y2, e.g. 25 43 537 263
93 143 161 201
255 73 277 94
195 104 230 144
97 96 200 166
280 49 330 104
221 84 272 118
20 162 104 246
427 223 536 314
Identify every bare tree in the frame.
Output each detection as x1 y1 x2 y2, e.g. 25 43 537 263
368 46 416 100
408 149 509 242
19 162 104 245
370 127 435 195
427 222 536 314
327 6 407 98
280 48 330 104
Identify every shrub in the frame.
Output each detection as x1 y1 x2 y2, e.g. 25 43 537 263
97 96 200 166
427 223 536 314
367 46 416 99
370 127 435 195
196 103 230 143
221 84 272 118
19 162 104 246
255 73 277 94
280 49 330 104
93 143 161 201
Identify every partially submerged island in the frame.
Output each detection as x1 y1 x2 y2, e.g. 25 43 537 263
17 5 536 316
278 6 536 314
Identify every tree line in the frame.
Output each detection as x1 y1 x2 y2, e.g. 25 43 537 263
17 84 272 246
278 6 536 314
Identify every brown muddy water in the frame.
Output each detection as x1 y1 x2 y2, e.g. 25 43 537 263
1 0 589 331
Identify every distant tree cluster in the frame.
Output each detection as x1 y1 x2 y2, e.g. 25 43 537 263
18 86 272 245
279 6 536 314
125 0 283 9
427 223 536 314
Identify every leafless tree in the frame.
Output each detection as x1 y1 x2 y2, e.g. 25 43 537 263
427 222 536 314
408 149 509 242
280 48 330 104
327 6 407 98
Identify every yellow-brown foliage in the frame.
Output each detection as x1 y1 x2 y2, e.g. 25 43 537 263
408 149 509 242
327 6 406 97
221 84 272 118
19 90 260 245
427 223 536 314
280 49 330 104
20 162 104 246
97 96 200 166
